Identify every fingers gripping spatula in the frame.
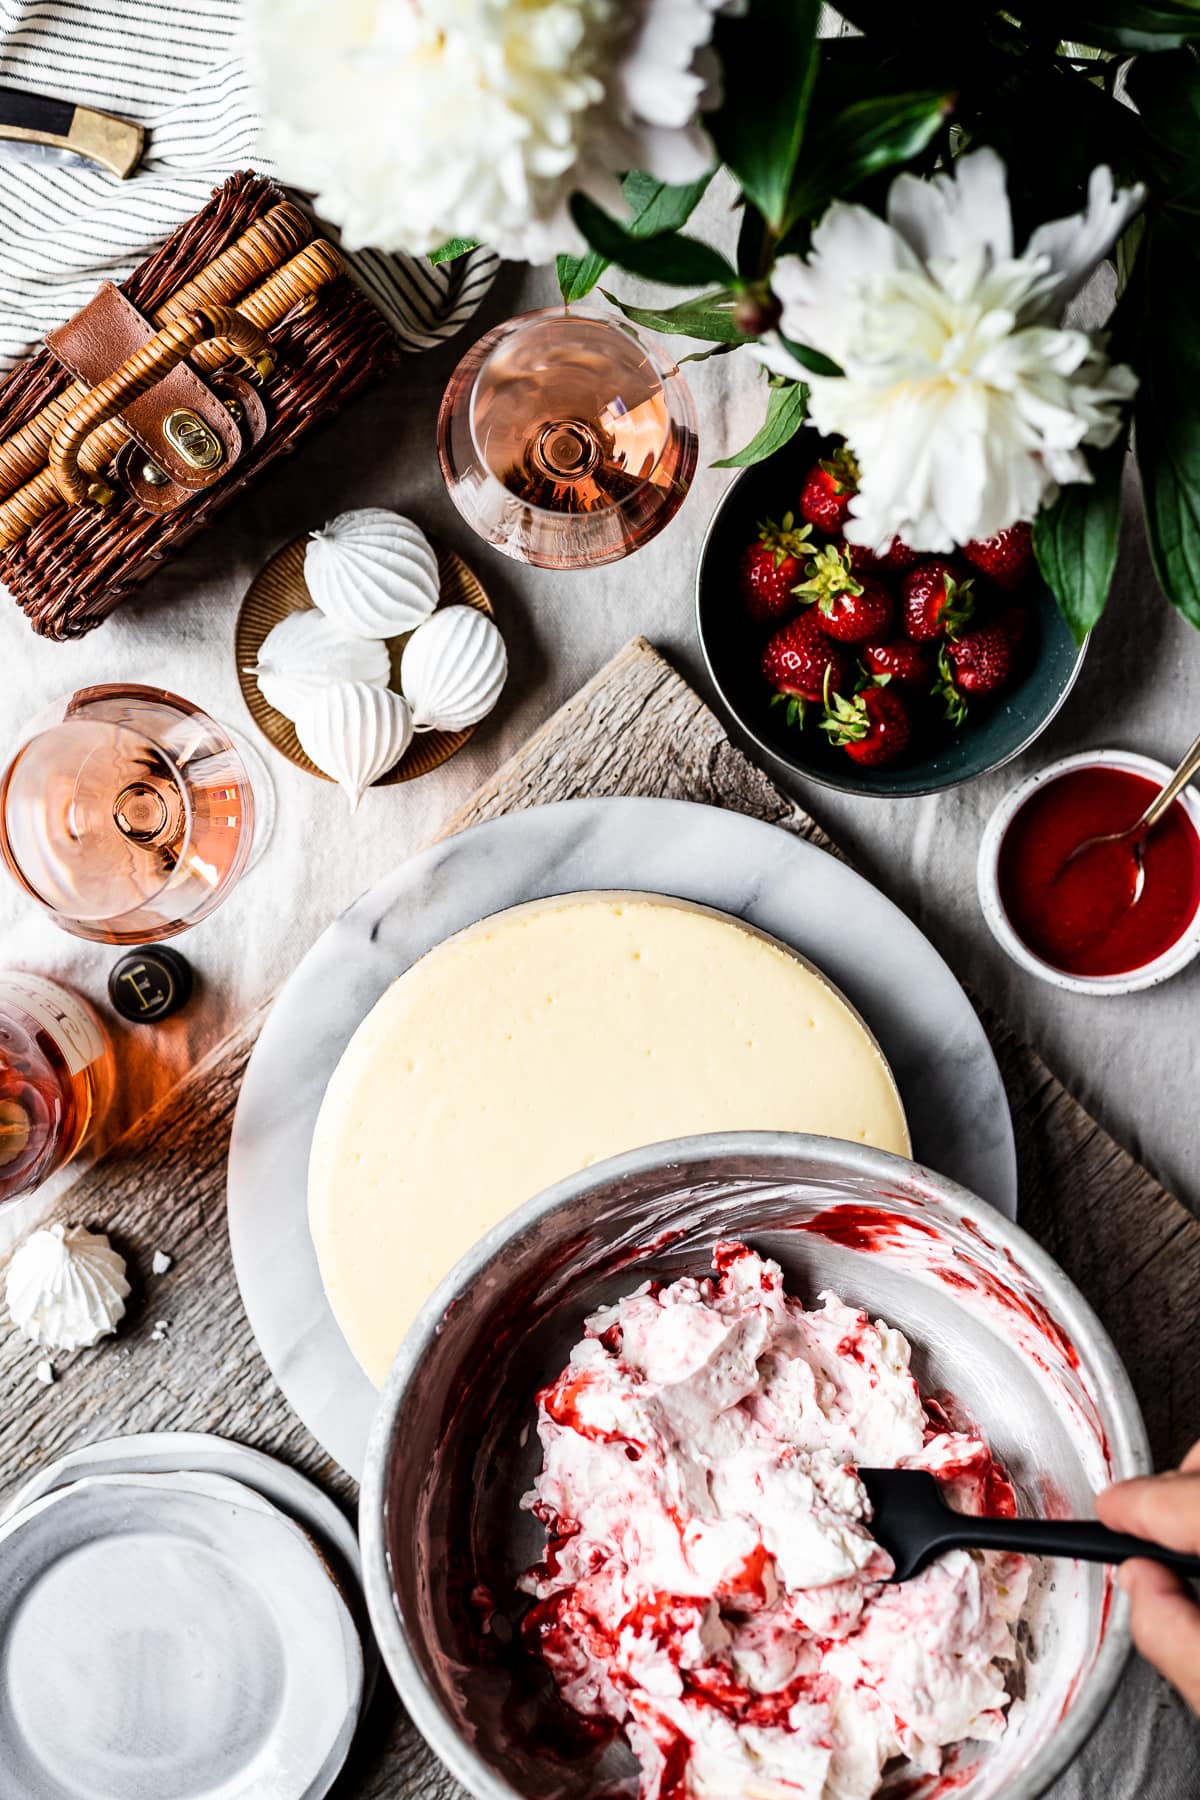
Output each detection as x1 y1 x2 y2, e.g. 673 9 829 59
860 1469 1200 1583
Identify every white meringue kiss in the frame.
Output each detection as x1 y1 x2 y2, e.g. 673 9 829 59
292 680 414 811
7 1222 130 1351
400 605 507 732
305 508 440 639
252 609 391 719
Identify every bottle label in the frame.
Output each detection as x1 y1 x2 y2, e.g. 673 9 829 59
0 973 106 1077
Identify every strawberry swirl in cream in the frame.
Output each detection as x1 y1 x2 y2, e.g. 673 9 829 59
520 1242 1029 1800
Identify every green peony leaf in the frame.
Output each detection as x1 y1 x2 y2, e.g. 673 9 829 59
429 237 480 266
780 90 953 242
557 251 610 305
707 0 823 231
1135 214 1200 630
558 170 715 302
713 382 810 468
569 195 736 288
841 0 1200 52
1126 48 1200 205
601 289 750 345
1039 2 1200 51
620 169 715 237
1032 438 1126 645
777 335 842 379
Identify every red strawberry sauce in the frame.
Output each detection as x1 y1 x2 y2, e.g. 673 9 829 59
996 766 1200 977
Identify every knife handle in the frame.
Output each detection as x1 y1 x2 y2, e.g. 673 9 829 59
0 85 144 179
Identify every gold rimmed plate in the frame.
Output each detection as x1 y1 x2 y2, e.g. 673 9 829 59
235 530 494 787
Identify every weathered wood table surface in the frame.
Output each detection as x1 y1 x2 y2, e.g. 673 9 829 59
1 638 1196 1797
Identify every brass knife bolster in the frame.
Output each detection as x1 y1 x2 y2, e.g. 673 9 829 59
0 96 144 179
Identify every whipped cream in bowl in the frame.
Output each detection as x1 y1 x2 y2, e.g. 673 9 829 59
359 1134 1147 1800
520 1244 1030 1800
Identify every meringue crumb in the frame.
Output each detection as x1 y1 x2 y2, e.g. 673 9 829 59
150 1318 171 1343
35 1360 54 1386
151 1250 173 1275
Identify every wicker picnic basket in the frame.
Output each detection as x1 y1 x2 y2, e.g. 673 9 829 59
0 171 398 640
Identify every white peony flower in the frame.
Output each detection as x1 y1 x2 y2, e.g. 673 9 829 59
248 0 726 261
758 150 1145 553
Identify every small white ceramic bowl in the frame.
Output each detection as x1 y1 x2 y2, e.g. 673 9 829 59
978 749 1200 995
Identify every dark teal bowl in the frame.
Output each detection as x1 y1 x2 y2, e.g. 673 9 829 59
696 428 1087 798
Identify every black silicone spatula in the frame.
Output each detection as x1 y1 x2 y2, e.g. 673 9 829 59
860 1468 1200 1583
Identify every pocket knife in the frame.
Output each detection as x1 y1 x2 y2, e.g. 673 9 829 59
0 86 144 178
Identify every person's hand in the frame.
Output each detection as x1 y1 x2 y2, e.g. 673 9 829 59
1096 1441 1200 1711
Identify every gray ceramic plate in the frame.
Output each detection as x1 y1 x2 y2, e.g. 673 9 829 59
0 1430 378 1707
697 427 1087 797
0 1472 363 1799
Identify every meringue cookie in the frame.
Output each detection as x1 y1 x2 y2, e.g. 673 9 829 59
292 680 414 810
305 509 440 639
252 610 390 719
401 605 507 732
7 1222 130 1351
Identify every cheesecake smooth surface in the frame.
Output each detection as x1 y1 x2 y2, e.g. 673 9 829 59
308 893 910 1386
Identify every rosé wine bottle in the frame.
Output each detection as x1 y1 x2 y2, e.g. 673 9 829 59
0 973 113 1202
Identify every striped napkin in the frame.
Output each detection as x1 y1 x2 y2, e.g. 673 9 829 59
0 0 498 372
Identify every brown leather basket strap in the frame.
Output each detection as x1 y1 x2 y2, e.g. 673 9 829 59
0 204 311 503
0 243 348 546
155 203 313 324
72 243 346 481
50 306 271 505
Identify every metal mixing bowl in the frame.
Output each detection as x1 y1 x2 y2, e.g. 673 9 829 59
360 1133 1148 1800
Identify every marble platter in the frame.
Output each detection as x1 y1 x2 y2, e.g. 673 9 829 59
229 797 1016 1477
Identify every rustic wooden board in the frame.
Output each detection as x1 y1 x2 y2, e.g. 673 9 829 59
0 636 1195 1798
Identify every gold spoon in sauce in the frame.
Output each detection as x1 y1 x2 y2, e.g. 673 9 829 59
1058 726 1200 909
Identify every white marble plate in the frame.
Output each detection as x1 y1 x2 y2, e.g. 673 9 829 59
0 1471 363 1799
0 1430 377 1705
229 797 1016 1477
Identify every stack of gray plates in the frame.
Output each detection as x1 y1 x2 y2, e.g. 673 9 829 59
0 1432 376 1799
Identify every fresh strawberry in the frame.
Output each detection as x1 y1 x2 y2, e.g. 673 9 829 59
822 683 912 767
798 445 859 534
878 536 921 573
762 612 850 725
738 512 814 625
962 520 1033 590
935 626 1015 726
862 639 934 688
831 537 882 577
794 543 893 644
901 560 975 642
946 624 1016 694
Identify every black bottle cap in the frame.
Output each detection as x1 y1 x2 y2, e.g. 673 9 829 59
108 946 194 1023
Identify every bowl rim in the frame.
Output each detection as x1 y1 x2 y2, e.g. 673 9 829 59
359 1129 1148 1800
694 451 1089 798
977 748 1200 995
